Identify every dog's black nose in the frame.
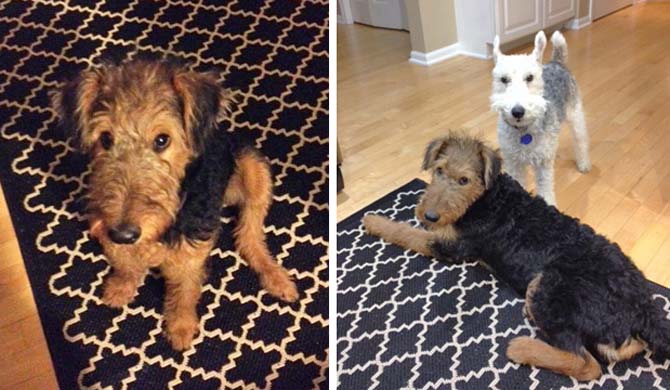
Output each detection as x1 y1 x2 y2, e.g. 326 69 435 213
424 211 440 223
511 105 525 119
108 223 141 244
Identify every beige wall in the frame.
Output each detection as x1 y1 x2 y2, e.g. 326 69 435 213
578 0 590 18
406 0 458 53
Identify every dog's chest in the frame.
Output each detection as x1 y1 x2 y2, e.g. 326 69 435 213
498 121 559 165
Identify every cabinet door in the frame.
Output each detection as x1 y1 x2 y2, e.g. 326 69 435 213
495 0 544 43
545 0 575 26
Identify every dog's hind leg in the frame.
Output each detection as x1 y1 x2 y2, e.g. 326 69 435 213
533 160 556 206
507 336 601 381
363 214 448 257
597 338 646 363
567 97 592 173
224 148 298 302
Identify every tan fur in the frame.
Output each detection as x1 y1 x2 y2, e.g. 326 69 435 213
362 214 453 257
54 61 296 351
364 133 497 256
507 336 602 381
416 135 493 227
224 150 298 302
524 273 542 323
597 338 646 363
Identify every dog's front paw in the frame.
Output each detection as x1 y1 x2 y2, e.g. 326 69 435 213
102 274 138 308
576 159 592 173
506 336 535 365
261 267 299 302
165 314 199 351
362 214 390 236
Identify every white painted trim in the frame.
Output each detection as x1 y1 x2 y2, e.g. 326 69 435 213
458 50 490 60
409 43 493 66
565 15 592 29
409 43 461 66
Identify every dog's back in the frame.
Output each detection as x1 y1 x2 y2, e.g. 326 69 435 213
432 172 670 363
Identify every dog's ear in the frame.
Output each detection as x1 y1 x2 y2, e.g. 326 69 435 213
422 137 448 170
479 144 502 189
492 35 502 63
172 69 233 155
51 69 102 151
532 31 547 63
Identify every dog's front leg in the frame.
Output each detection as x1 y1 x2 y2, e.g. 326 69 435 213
160 239 211 351
362 214 440 257
533 160 556 206
503 158 528 189
100 244 146 308
102 266 145 307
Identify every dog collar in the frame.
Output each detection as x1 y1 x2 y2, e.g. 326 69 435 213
520 134 533 145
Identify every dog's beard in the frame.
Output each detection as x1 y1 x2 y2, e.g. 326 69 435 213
490 93 547 128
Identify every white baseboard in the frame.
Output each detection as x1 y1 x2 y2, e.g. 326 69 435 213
565 15 592 30
457 49 489 60
409 43 461 66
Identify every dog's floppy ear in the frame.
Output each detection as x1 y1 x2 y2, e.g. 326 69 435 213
422 137 448 170
172 69 233 155
479 143 502 189
532 31 547 63
492 35 502 63
51 69 102 151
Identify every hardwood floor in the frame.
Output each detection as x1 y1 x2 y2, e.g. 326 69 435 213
0 183 58 389
337 3 670 287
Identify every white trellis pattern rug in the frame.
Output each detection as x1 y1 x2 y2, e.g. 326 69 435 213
337 179 670 390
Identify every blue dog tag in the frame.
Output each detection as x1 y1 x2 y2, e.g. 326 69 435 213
520 134 533 145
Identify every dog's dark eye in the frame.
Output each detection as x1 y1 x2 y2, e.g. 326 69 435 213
435 167 443 176
153 133 171 152
500 76 510 84
99 132 113 150
525 74 534 83
458 177 469 185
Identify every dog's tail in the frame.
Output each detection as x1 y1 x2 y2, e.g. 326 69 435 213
550 31 568 64
641 306 670 359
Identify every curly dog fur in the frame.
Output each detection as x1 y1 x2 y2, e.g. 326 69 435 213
53 59 298 350
364 133 670 381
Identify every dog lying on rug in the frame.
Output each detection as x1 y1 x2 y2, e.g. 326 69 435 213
363 133 670 381
53 60 298 350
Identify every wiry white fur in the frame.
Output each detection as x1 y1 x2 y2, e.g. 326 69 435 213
490 31 591 206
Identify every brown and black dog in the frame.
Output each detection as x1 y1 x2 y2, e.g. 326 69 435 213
364 133 670 381
53 60 298 350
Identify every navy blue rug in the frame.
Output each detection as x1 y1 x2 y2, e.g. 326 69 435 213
0 1 328 389
337 179 670 390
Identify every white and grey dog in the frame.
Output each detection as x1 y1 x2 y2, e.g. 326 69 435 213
490 30 591 205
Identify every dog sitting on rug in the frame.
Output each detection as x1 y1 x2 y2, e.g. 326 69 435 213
363 133 670 381
491 31 591 206
53 59 298 350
